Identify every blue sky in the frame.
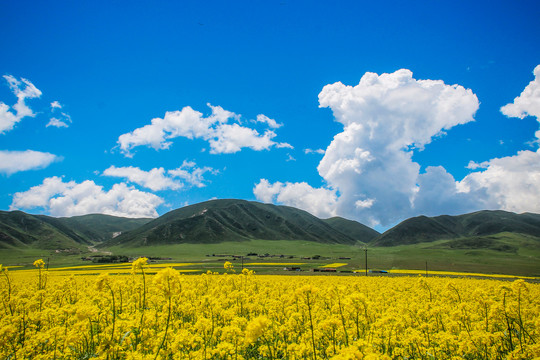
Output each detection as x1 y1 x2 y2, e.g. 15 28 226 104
1 0 539 231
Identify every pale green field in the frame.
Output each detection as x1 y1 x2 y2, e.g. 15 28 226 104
1 238 539 277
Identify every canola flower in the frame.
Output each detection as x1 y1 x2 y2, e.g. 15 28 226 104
224 261 235 273
244 263 306 266
0 260 539 359
386 269 538 280
320 263 348 268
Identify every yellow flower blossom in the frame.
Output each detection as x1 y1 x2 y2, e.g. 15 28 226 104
33 259 45 268
0 269 538 359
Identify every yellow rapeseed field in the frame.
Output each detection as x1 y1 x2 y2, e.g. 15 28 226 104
1 259 539 359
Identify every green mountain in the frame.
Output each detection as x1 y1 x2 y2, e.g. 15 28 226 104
54 214 152 242
323 216 379 243
372 210 540 247
3 201 539 255
0 211 88 250
105 199 370 247
0 211 151 250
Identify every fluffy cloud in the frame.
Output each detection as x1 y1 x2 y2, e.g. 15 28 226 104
500 65 540 120
0 75 42 133
456 64 540 214
0 150 59 175
256 114 282 128
117 103 290 156
10 177 163 218
103 166 182 191
168 160 218 188
414 166 481 216
255 69 480 226
254 179 338 218
103 161 217 190
458 150 540 213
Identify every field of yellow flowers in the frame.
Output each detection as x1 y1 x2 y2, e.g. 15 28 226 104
1 259 539 359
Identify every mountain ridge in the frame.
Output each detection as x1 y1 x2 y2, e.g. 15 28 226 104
104 199 376 246
0 211 151 249
372 210 540 247
2 201 540 251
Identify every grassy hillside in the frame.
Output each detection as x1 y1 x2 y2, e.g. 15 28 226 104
0 210 153 250
105 199 362 246
0 211 89 250
372 210 540 246
55 214 151 242
1 203 539 277
323 216 379 242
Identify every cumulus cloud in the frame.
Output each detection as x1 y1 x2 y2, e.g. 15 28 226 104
117 103 290 156
254 69 480 226
103 161 217 190
456 64 540 214
0 75 42 133
103 166 182 191
10 176 163 218
458 150 540 213
0 150 59 175
414 166 480 216
254 179 338 218
500 65 540 121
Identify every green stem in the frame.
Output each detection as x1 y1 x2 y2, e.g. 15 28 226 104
107 284 116 345
306 293 317 360
154 281 172 360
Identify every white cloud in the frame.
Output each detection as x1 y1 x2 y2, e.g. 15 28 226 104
466 160 488 170
275 142 294 149
455 64 540 214
0 104 20 134
254 69 480 226
209 124 279 154
117 103 290 156
254 179 338 218
168 160 217 188
0 150 59 175
414 166 480 216
304 148 325 155
47 117 69 128
103 166 182 191
256 114 282 128
500 65 540 120
318 69 479 151
48 101 71 128
0 75 42 133
50 101 62 110
458 150 540 213
10 177 163 218
355 198 374 209
103 161 217 190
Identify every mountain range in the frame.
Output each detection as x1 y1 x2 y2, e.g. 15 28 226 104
0 210 150 250
1 199 539 250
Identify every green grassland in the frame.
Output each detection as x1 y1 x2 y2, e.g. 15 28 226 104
2 234 539 277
